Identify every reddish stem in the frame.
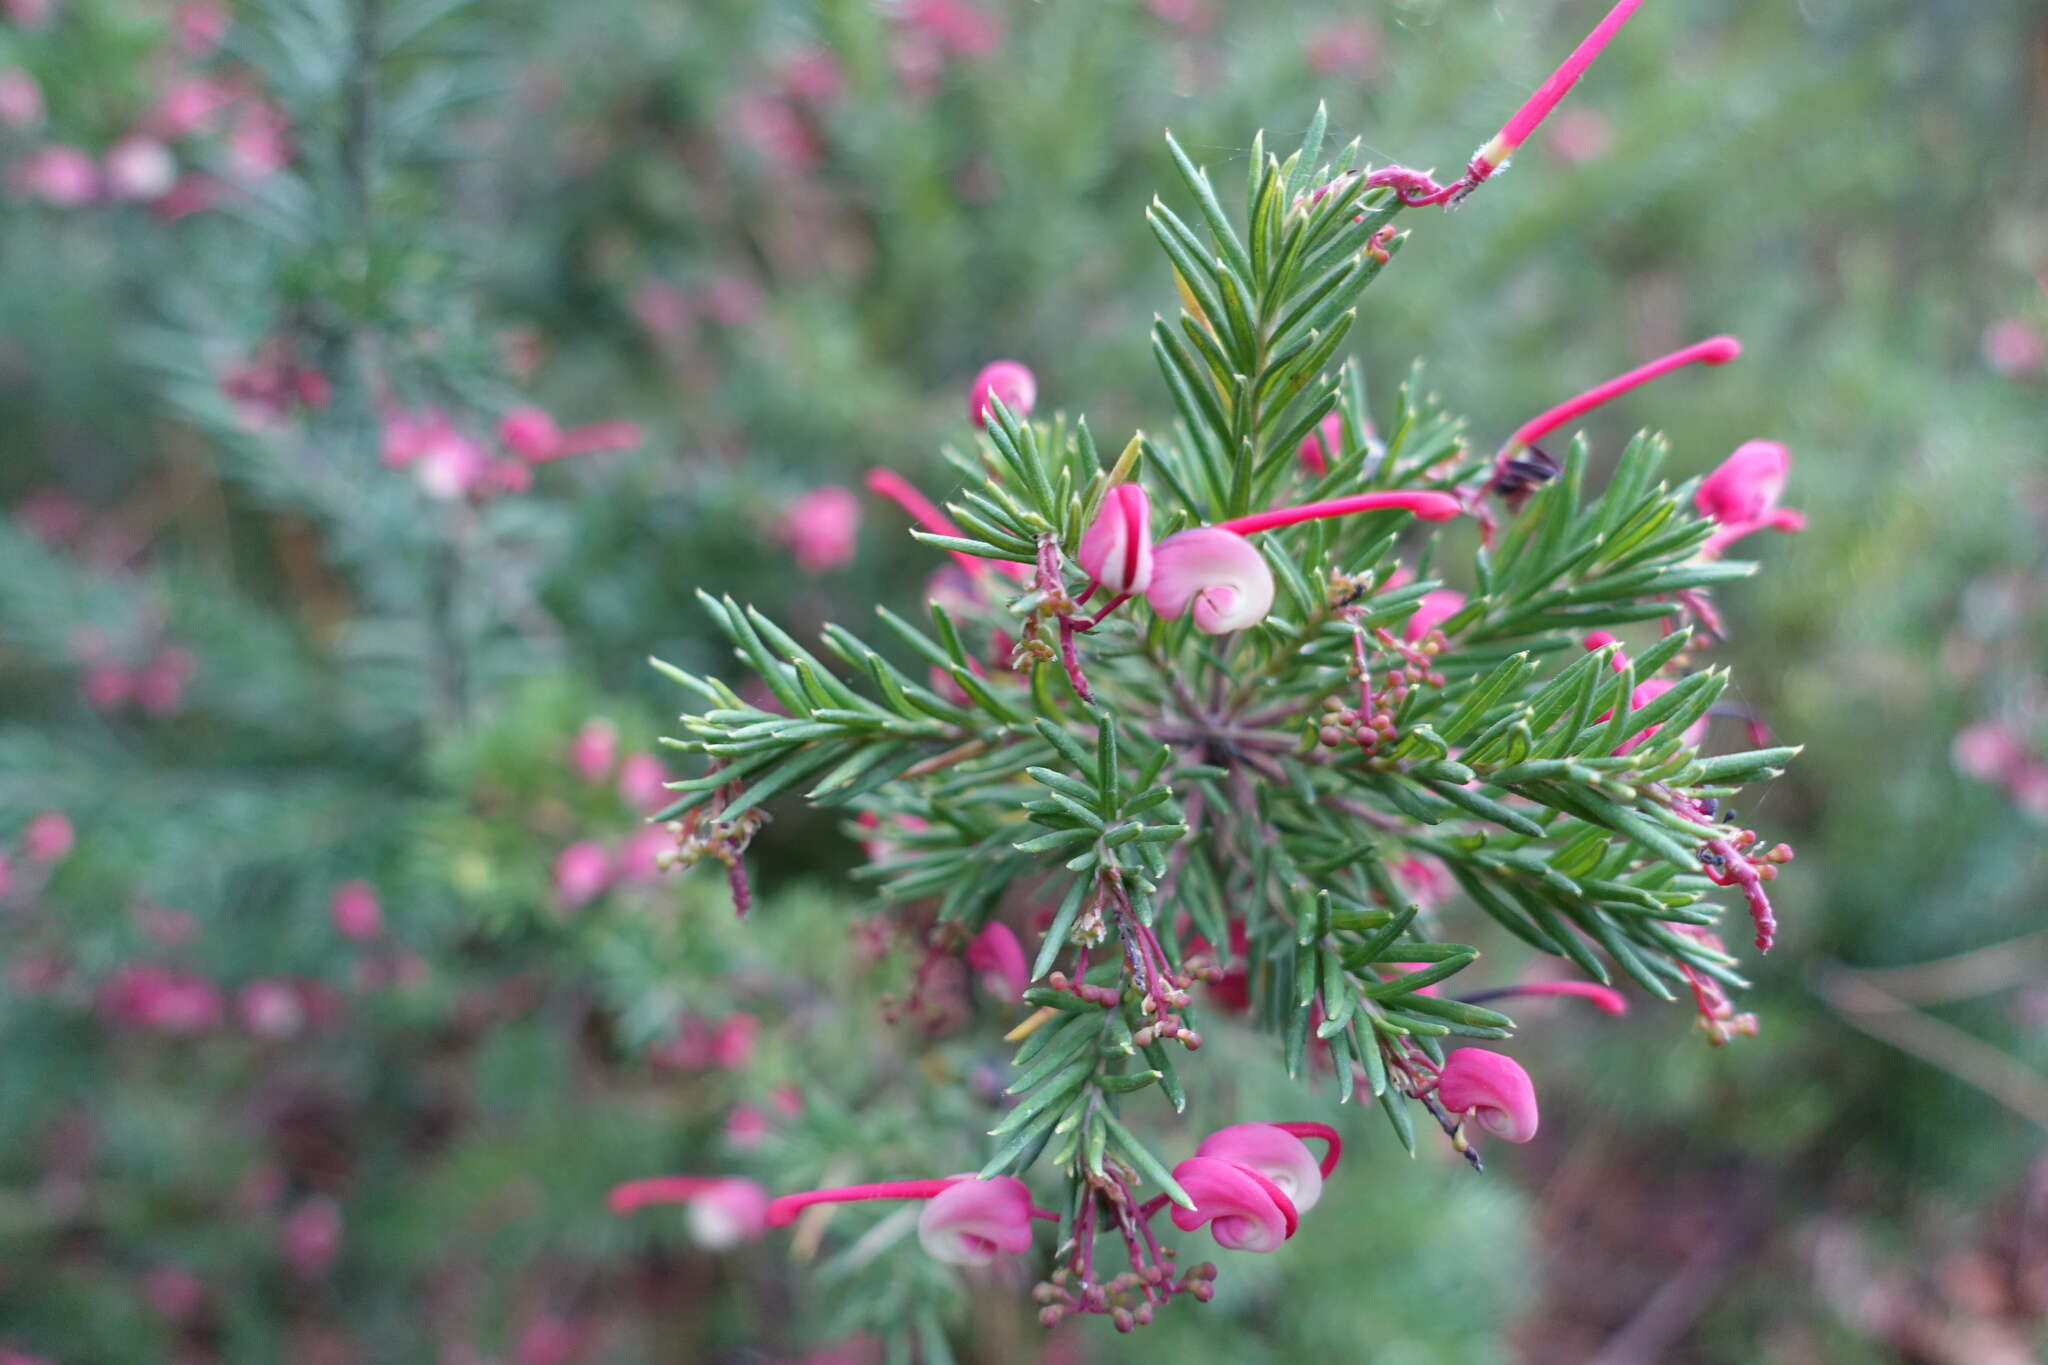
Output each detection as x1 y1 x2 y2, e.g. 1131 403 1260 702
1506 336 1740 452
607 1176 727 1215
1216 490 1464 537
1272 1121 1344 1178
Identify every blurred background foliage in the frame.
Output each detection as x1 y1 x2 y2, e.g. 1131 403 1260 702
0 0 2043 1361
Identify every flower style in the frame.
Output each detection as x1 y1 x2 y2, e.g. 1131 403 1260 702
1696 440 1804 558
968 360 1036 428
742 1174 1054 1266
1434 1048 1540 1143
608 1175 771 1249
1501 336 1741 464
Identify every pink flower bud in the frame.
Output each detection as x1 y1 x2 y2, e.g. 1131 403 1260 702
569 719 618 783
709 1012 758 1071
103 138 177 201
1402 588 1466 642
23 810 73 864
98 964 223 1034
777 485 863 573
1145 528 1274 634
968 360 1036 428
617 823 677 884
965 921 1029 1001
916 1176 1037 1265
0 70 42 129
1167 1156 1298 1253
83 663 134 710
1436 1047 1539 1143
552 841 613 909
498 405 561 461
723 1104 770 1148
134 646 197 715
1077 483 1152 594
618 752 670 812
1192 1123 1329 1214
329 880 383 941
144 77 238 140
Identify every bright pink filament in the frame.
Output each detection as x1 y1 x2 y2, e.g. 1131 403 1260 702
1491 0 1646 160
1508 336 1740 452
1216 490 1464 537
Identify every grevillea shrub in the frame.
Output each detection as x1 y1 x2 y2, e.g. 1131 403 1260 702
614 0 1804 1335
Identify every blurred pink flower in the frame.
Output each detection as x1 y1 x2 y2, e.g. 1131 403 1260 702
145 77 239 140
968 360 1035 427
1544 107 1614 165
709 1012 759 1071
1147 528 1274 634
172 1 231 57
1403 588 1466 642
99 965 224 1035
237 979 308 1040
83 663 134 710
23 810 73 864
1297 411 1342 475
780 46 844 105
133 646 198 714
1952 722 2025 783
902 0 1003 58
330 880 383 941
1982 317 2045 377
1078 483 1153 595
569 719 618 783
103 137 177 201
11 144 99 206
0 69 42 129
281 1196 342 1278
965 921 1029 1002
630 280 690 339
553 841 613 909
134 902 199 948
916 1176 1036 1264
1304 20 1379 75
226 98 291 178
1 0 56 29
1697 440 1805 558
1393 854 1454 910
1145 0 1211 35
732 91 822 173
15 487 87 544
698 273 764 327
499 405 642 464
616 823 677 884
617 752 669 812
723 1104 770 1149
142 1265 207 1322
0 851 11 898
778 485 863 573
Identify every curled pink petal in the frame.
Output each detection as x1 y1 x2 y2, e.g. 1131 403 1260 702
915 1176 1038 1265
1077 483 1153 594
1695 440 1788 526
1145 528 1274 634
1193 1123 1327 1213
1168 1156 1298 1252
1436 1047 1539 1143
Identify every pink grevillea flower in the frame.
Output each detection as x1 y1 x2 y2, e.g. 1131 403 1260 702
0 70 42 129
498 405 643 464
1393 854 1455 911
281 1197 342 1278
1696 440 1805 558
11 144 98 206
569 718 618 783
1435 1048 1539 1143
1952 722 2026 785
1581 635 1708 754
965 921 1029 1002
23 810 73 864
1982 317 2045 377
133 645 198 715
1145 491 1461 635
1171 1121 1340 1253
610 1175 772 1249
1505 336 1741 458
1402 588 1466 642
968 360 1036 427
764 1175 1052 1266
777 485 862 573
552 841 613 909
1297 411 1343 475
1146 528 1274 635
103 137 177 201
1077 483 1152 594
329 880 383 941
237 979 309 1040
